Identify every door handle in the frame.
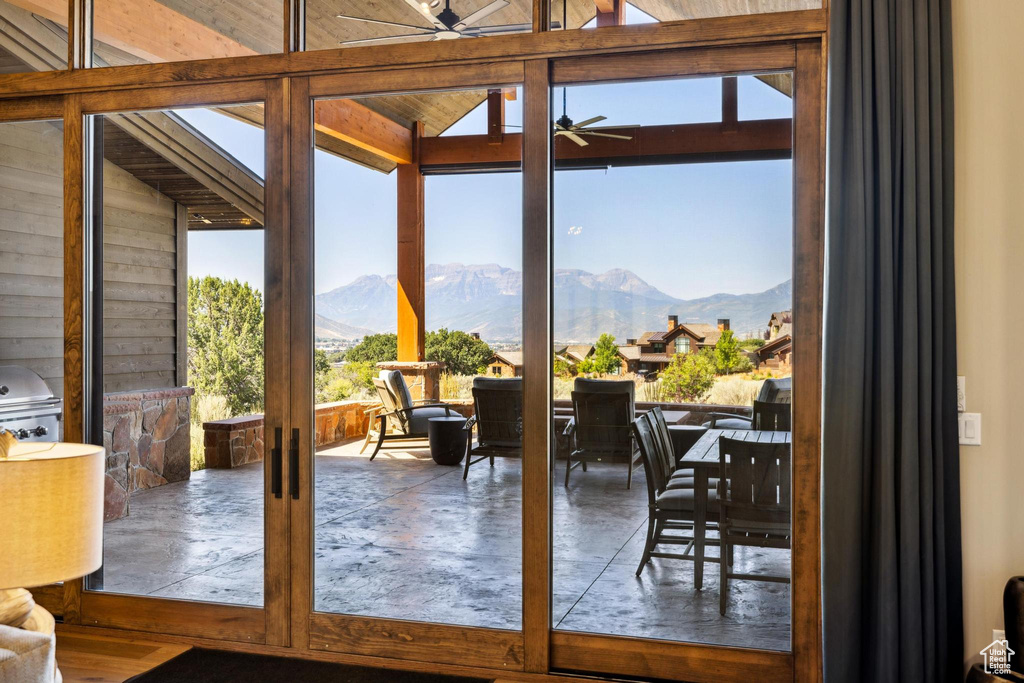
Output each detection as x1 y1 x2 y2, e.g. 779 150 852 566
289 428 299 500
271 427 282 499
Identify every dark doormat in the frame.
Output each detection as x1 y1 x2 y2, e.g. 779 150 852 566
126 648 495 683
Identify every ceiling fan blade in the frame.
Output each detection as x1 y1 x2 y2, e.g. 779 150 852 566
402 0 448 30
340 33 437 46
335 14 436 32
572 115 607 129
579 131 634 140
460 22 533 35
560 131 590 147
454 0 510 29
553 122 568 131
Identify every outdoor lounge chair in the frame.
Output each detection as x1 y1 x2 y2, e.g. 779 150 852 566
703 377 792 430
361 370 453 460
462 377 522 479
717 436 792 615
632 412 720 577
563 378 637 488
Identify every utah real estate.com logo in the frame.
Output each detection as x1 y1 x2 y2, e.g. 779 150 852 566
981 638 1015 675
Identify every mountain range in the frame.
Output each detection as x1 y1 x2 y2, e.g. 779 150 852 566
315 263 791 343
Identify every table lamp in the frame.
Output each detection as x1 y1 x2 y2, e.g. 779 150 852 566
0 439 104 636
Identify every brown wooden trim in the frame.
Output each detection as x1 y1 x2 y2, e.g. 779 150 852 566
78 81 268 114
0 11 827 98
286 0 304 53
790 37 825 683
174 203 187 386
550 631 793 683
520 58 551 675
308 613 525 671
287 75 314 650
78 593 266 643
62 93 84 444
308 62 525 99
487 89 505 144
67 0 89 70
551 42 796 85
595 0 625 28
55 623 596 683
533 0 551 33
32 584 64 617
420 119 792 170
396 121 425 362
264 76 291 648
0 95 64 121
723 76 738 126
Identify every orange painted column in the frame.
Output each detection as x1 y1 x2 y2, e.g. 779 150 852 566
396 121 425 361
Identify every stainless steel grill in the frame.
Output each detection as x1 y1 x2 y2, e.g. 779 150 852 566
0 365 62 442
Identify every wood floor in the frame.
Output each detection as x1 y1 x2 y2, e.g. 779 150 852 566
56 632 190 683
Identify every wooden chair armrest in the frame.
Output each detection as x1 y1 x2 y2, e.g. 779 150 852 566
463 415 478 431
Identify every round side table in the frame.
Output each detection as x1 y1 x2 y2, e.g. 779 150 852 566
427 416 468 465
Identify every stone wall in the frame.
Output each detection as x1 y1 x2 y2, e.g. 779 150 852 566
203 415 264 469
103 387 194 522
376 361 445 402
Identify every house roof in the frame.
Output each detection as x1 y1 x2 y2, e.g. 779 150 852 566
565 345 594 363
686 324 724 347
492 351 523 367
758 334 792 357
638 353 674 364
617 346 641 361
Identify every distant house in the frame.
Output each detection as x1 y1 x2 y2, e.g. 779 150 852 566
488 351 523 377
616 315 731 376
768 311 792 340
756 325 792 370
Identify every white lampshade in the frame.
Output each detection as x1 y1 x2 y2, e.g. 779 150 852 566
0 442 104 590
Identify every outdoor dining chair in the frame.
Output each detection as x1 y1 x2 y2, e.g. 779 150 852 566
716 436 792 615
751 399 792 431
563 378 637 488
632 413 720 577
463 377 522 479
703 377 792 430
362 370 454 460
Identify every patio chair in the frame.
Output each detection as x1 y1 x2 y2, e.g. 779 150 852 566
362 370 454 460
632 413 720 577
648 406 718 491
563 378 637 488
703 377 792 430
463 377 523 479
717 436 792 615
751 399 791 431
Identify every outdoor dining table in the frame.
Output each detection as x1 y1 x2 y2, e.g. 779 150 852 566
679 428 792 590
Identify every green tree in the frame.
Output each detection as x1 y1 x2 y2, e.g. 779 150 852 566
346 333 398 365
425 328 493 375
187 276 264 416
553 354 573 378
738 337 766 351
714 329 742 374
660 349 717 403
578 333 620 375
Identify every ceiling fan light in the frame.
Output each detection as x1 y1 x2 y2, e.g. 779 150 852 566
429 0 441 6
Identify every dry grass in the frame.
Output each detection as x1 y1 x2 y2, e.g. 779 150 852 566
189 394 231 471
707 376 764 407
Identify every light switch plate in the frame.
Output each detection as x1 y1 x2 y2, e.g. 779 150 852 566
957 376 966 412
959 413 982 446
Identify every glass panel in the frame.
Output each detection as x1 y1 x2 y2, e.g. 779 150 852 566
0 119 64 440
551 73 794 650
552 0 820 30
88 105 266 607
312 86 523 629
306 0 533 52
91 0 282 67
0 1 70 72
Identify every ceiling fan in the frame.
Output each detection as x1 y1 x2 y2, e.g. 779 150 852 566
337 0 534 46
553 89 634 147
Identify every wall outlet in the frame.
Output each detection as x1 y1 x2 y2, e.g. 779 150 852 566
994 629 1006 643
957 376 966 412
959 413 982 446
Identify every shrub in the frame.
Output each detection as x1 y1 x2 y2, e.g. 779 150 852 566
188 394 232 472
708 376 764 407
440 372 475 400
660 350 717 403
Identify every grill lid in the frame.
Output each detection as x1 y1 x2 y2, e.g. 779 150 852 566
0 365 57 405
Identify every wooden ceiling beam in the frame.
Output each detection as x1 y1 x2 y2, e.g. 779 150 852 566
4 0 413 165
419 118 793 169
595 0 626 27
487 89 505 145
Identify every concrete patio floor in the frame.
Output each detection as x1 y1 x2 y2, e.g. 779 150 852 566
97 436 790 651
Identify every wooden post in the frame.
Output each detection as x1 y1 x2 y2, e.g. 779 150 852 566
521 58 552 673
595 0 625 27
397 121 425 362
722 75 738 128
487 89 505 145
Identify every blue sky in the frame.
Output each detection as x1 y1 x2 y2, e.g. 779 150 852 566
181 69 792 301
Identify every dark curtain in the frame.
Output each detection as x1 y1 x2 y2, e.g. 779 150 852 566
823 1 962 682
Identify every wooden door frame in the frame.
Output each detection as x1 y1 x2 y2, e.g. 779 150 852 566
288 61 528 673
33 78 293 646
540 39 825 683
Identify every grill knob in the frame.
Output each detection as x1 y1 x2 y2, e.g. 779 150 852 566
15 429 29 439
32 426 48 437
0 385 8 395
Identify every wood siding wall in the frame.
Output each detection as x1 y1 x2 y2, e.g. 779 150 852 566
0 119 182 397
0 120 65 396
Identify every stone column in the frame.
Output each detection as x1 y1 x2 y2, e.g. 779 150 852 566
376 361 446 401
